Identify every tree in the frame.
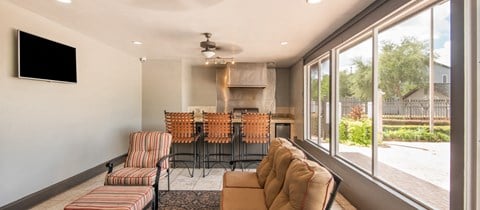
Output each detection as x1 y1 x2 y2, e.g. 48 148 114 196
320 74 330 100
339 71 354 98
310 66 319 102
351 57 372 100
349 37 430 100
379 37 429 99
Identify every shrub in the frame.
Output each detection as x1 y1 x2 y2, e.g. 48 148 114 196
339 118 450 145
349 105 364 120
382 126 450 142
339 119 349 144
339 118 373 146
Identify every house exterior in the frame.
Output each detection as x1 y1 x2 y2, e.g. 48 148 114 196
403 62 451 100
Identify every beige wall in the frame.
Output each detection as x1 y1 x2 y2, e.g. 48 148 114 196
0 1 142 206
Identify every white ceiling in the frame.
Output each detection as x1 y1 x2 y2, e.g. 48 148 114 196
8 0 375 67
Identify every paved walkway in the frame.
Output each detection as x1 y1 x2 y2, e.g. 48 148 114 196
339 141 450 209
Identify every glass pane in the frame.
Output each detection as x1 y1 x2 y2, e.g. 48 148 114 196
319 58 330 150
377 2 450 209
309 63 319 144
337 37 373 173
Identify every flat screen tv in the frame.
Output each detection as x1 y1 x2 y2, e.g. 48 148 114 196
18 30 77 83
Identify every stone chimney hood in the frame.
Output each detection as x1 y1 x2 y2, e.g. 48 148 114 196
227 63 267 88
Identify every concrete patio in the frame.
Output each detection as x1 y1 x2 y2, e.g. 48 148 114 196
339 141 450 209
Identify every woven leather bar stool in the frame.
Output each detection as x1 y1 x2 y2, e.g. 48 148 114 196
240 112 271 167
202 112 233 177
164 111 199 177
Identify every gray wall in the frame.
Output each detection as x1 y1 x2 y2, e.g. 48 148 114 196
142 59 183 131
275 68 291 107
0 1 142 206
290 61 304 140
189 65 217 106
142 60 217 130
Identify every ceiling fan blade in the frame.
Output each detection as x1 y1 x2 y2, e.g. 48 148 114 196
215 43 243 54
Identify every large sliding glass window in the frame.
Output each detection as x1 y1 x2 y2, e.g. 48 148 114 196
304 1 450 209
308 63 319 144
375 2 450 208
306 55 331 151
337 37 373 173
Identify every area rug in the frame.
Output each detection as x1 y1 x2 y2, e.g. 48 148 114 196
158 190 221 210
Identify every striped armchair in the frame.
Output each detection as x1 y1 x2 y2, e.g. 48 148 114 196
104 131 172 210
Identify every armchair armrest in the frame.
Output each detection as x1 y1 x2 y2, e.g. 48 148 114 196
154 154 175 187
156 154 174 170
105 162 114 174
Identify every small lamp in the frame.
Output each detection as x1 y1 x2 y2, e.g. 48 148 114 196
202 49 215 58
306 0 322 4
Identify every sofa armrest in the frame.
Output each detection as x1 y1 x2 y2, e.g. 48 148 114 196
326 173 342 210
290 140 343 210
229 159 262 171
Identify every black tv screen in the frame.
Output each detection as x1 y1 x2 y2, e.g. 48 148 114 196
18 30 77 83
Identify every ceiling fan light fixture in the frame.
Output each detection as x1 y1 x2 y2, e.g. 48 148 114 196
202 49 215 58
306 0 322 4
57 0 72 4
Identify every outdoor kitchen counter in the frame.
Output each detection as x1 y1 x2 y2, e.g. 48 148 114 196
174 115 296 162
270 117 295 124
193 116 295 123
194 116 295 139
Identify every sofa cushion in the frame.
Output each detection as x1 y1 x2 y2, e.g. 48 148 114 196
256 137 292 188
263 145 305 207
223 171 261 188
270 159 334 210
221 188 267 210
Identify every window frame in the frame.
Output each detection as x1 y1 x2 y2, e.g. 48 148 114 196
304 53 331 151
302 1 451 209
333 34 374 174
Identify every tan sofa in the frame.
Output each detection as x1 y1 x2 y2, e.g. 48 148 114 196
222 138 341 210
223 137 292 189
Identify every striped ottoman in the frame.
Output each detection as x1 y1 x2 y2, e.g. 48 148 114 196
64 186 153 210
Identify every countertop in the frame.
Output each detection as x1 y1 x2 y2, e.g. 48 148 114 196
194 116 294 124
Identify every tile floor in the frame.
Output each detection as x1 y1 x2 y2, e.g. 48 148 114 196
31 166 356 210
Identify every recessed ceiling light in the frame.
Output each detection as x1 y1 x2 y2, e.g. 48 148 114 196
57 0 72 4
306 0 322 4
132 41 143 45
280 41 289 46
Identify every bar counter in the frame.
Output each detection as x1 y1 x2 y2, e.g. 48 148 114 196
194 115 295 140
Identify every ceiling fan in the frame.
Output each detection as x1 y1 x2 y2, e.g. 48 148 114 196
200 32 216 58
